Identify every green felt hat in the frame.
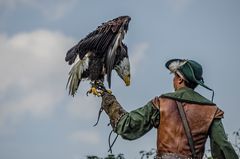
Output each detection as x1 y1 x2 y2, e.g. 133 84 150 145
165 59 214 101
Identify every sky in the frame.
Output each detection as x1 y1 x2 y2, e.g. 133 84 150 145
0 0 240 159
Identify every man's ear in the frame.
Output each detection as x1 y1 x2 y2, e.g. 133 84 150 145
178 77 184 84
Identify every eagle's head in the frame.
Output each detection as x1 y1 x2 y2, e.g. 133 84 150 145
115 57 130 86
114 45 131 86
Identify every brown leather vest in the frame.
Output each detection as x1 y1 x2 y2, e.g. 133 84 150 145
152 97 224 158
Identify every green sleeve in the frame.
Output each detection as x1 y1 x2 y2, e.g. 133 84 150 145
209 119 238 159
115 101 160 140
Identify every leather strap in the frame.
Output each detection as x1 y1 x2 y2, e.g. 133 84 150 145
176 101 196 158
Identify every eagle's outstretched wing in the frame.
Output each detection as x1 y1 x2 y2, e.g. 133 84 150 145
65 16 129 65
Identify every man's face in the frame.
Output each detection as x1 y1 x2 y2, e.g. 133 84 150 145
173 73 178 91
173 73 183 91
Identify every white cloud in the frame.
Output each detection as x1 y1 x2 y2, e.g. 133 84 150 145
0 30 73 91
67 130 101 145
129 42 149 75
0 30 74 131
0 29 104 135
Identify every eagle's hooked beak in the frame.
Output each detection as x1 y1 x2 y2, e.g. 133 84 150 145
124 75 130 86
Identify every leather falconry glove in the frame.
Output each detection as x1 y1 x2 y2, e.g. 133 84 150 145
101 92 127 129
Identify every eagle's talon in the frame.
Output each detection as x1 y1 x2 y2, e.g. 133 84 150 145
87 86 104 97
86 90 92 96
95 82 112 95
106 89 112 94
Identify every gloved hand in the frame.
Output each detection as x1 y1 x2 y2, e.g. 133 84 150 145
101 92 127 129
101 92 117 114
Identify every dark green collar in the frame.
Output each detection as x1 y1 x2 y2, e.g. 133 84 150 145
161 87 215 105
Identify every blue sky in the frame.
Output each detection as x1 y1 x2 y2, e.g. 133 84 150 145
0 0 240 158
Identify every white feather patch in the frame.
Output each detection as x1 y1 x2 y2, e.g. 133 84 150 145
115 57 130 78
168 60 188 82
168 60 187 73
67 52 90 95
72 53 89 79
120 57 130 69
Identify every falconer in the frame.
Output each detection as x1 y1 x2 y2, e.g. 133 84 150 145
101 59 238 159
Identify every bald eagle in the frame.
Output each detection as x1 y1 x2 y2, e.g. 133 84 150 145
65 16 131 96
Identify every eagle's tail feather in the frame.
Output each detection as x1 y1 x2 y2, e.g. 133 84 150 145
66 55 89 96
